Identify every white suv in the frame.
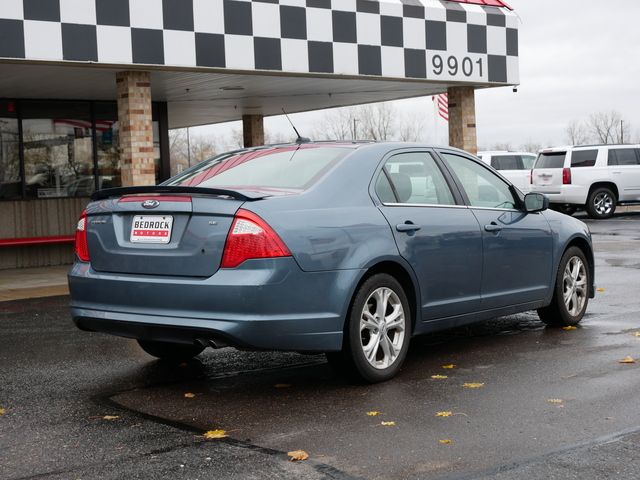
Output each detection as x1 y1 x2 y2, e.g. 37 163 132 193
531 144 640 219
477 151 537 194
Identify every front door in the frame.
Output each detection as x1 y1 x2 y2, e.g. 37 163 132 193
374 151 483 321
439 151 554 309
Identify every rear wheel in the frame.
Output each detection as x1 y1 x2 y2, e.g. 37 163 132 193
537 247 590 327
137 340 205 361
586 187 616 219
327 274 411 383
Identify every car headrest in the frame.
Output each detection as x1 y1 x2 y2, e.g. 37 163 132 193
390 172 412 203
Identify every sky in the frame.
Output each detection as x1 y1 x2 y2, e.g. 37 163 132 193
189 0 640 152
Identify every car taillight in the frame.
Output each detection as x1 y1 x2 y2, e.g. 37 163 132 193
529 169 533 184
562 168 572 185
74 210 90 262
220 209 291 268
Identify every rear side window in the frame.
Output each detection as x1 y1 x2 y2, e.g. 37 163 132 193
535 152 566 169
608 148 640 166
167 146 351 190
571 150 598 168
490 155 523 171
377 152 455 205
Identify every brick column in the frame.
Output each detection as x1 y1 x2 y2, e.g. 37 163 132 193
116 71 155 186
242 114 264 148
447 86 478 155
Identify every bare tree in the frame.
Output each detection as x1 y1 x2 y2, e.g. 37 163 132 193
565 120 590 145
312 107 363 141
491 142 512 151
359 103 396 141
587 111 623 144
397 113 426 142
521 140 542 154
169 128 218 175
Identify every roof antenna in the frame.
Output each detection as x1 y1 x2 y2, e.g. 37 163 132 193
282 108 310 144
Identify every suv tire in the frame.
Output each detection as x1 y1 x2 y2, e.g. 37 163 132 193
586 186 616 219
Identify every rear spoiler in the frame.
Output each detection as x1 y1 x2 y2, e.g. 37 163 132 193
91 186 269 202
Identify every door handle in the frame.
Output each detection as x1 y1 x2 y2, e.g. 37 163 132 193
484 223 503 233
396 222 421 233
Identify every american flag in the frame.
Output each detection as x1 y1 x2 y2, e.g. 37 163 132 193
432 93 449 122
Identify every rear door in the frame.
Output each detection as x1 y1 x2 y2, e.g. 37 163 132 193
608 148 640 201
439 151 553 308
86 195 243 277
532 150 567 193
374 150 483 320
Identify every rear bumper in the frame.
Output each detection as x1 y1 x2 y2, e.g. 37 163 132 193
531 185 588 205
69 258 363 352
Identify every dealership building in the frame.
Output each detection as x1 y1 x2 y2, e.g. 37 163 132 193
0 0 518 269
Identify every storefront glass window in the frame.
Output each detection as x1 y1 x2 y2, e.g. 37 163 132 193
0 101 20 199
22 101 94 198
95 102 121 189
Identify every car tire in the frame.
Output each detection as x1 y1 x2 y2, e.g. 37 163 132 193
137 340 205 361
327 273 411 383
537 246 590 327
586 187 616 219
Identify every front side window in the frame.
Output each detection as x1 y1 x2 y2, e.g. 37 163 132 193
169 145 350 191
571 149 598 168
376 152 455 205
535 152 566 169
490 155 522 171
441 152 518 210
608 148 640 166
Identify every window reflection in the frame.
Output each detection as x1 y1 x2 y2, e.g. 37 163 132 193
22 101 94 198
0 101 20 199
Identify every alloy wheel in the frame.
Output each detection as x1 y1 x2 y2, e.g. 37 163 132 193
593 192 614 216
562 256 587 316
360 287 406 370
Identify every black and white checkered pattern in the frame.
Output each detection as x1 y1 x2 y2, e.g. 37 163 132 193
0 0 519 84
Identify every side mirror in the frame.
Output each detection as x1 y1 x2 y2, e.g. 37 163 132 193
524 193 549 213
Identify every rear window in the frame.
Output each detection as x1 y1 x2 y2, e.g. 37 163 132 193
571 149 598 168
490 155 522 171
167 146 351 191
608 148 640 166
521 155 537 169
535 152 566 169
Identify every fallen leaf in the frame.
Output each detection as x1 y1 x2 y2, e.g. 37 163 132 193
596 288 605 293
436 411 453 417
274 383 292 388
431 375 448 379
366 411 382 416
441 364 456 369
619 356 636 364
0 407 5 416
462 383 485 389
102 415 120 421
547 398 563 404
439 439 453 445
184 393 196 398
380 421 396 426
562 326 577 331
288 450 309 461
203 429 228 439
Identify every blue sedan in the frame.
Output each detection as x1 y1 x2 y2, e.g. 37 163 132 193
69 143 595 382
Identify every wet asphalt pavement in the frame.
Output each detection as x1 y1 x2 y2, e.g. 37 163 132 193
2 213 640 480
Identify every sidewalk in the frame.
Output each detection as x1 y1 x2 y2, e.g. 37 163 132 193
0 265 70 302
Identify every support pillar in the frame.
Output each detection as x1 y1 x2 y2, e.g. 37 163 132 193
116 71 155 186
242 114 264 148
447 86 478 155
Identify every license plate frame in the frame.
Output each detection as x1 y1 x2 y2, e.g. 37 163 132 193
130 215 174 244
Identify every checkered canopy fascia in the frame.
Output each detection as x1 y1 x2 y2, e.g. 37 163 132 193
0 0 519 84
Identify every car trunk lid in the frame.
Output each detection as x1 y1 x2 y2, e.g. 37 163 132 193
532 151 567 189
85 187 269 277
